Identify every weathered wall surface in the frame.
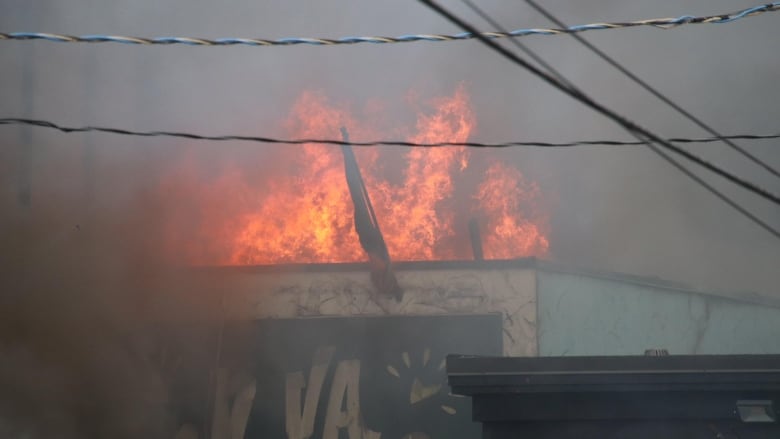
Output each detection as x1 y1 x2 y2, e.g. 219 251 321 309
537 270 780 356
213 265 538 356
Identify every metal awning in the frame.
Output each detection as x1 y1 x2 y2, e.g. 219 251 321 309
447 354 780 438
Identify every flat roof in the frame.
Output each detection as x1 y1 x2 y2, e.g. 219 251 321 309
190 257 780 308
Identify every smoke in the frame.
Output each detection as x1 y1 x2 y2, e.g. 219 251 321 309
0 0 776 314
0 195 147 436
473 0 780 295
0 1 777 409
0 123 230 436
0 172 230 439
429 0 780 294
0 1 778 436
1 1 778 252
0 0 772 296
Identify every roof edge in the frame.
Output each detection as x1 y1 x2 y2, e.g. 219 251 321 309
187 258 780 308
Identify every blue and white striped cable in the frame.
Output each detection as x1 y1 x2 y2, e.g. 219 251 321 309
1 2 777 47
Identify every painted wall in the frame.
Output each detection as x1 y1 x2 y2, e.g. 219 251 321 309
211 264 538 356
537 269 780 356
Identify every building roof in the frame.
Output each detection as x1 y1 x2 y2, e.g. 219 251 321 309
193 257 780 308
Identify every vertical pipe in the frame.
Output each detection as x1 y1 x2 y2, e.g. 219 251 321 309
17 6 35 207
469 218 484 260
82 38 98 211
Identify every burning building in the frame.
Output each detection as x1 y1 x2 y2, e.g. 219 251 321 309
2 83 778 439
154 85 550 439
138 87 779 439
127 85 780 439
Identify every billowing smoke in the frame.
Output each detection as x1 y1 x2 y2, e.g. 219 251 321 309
0 184 232 438
0 122 231 436
0 200 153 437
2 0 776 294
0 0 778 434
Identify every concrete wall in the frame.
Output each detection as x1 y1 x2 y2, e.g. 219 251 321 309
537 269 780 356
211 264 538 356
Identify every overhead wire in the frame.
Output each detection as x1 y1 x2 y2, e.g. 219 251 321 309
1 117 779 149
1 2 778 48
419 0 780 207
460 0 780 239
523 0 779 179
516 0 780 237
418 0 780 219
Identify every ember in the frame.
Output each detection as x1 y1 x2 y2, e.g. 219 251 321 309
162 84 549 265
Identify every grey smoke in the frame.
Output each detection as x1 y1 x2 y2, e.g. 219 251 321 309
0 0 778 434
2 0 775 294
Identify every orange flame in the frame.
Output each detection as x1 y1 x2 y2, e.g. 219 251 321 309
476 162 550 259
162 85 549 265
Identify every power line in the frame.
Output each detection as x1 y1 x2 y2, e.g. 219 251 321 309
460 0 780 239
1 2 777 48
523 0 780 179
419 0 780 207
1 117 779 149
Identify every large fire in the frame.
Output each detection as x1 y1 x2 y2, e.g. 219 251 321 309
161 84 549 265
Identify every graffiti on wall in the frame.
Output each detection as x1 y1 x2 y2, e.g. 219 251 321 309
209 314 502 439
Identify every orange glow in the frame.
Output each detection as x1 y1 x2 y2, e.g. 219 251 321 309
162 84 549 265
475 162 550 259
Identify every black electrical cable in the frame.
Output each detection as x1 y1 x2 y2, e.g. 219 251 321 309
419 0 780 208
460 0 780 239
3 117 778 149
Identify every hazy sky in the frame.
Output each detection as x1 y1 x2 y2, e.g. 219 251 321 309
1 0 778 295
